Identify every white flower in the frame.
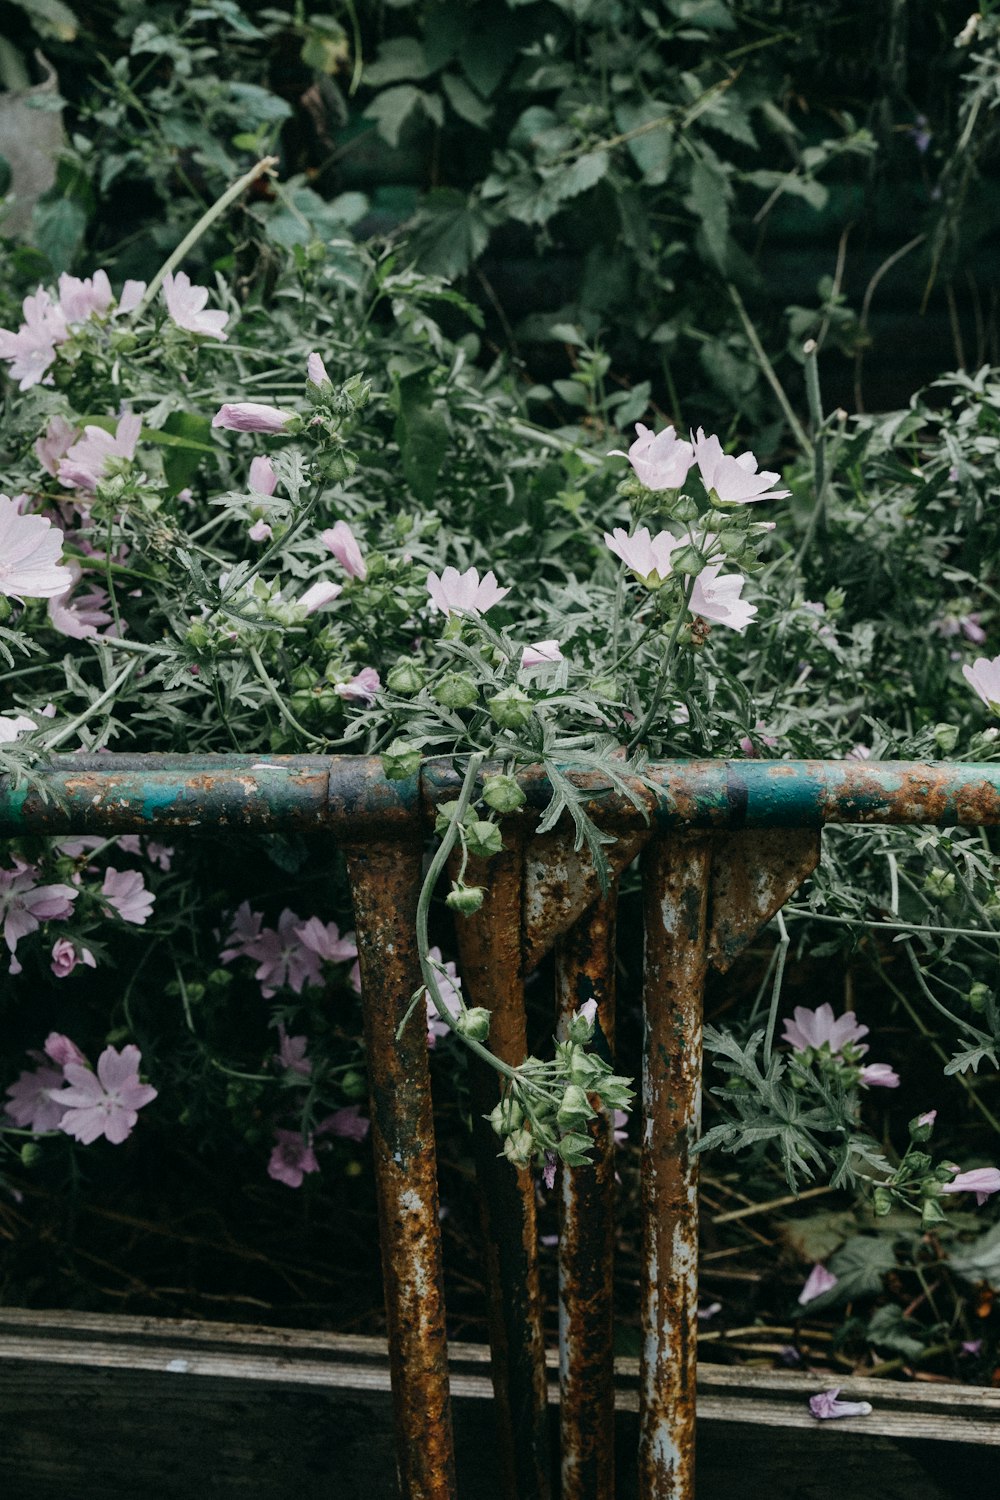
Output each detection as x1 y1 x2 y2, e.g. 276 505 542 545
162 271 229 340
426 566 510 617
604 526 680 587
693 427 790 505
609 423 695 490
520 640 564 668
689 563 757 632
963 656 1000 713
0 495 73 599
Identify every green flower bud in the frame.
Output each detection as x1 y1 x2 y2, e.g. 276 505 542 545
464 820 504 859
669 544 704 576
921 1195 948 1229
341 1069 368 1101
434 672 479 709
291 665 319 691
933 723 959 755
382 738 422 781
386 659 425 695
456 1007 491 1043
185 621 211 653
872 1185 893 1217
433 801 465 838
556 1084 595 1131
503 1127 535 1168
968 982 990 1013
908 1110 937 1143
482 774 526 813
489 1097 524 1136
488 686 533 730
185 982 205 1005
824 586 846 613
668 493 699 524
923 867 955 898
20 1142 42 1167
567 1004 597 1044
208 968 232 989
446 882 485 915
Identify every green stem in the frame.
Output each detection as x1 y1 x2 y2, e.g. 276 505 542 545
247 644 326 749
626 580 694 752
42 658 138 751
728 283 812 456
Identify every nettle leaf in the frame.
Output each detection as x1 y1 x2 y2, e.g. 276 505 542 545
683 156 731 271
827 1234 898 1300
364 86 442 148
614 100 674 185
441 72 492 129
411 190 492 279
362 37 433 87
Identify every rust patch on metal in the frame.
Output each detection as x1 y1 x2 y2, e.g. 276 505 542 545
707 828 821 973
451 835 551 1500
344 838 457 1500
555 893 617 1500
638 835 710 1500
523 827 648 972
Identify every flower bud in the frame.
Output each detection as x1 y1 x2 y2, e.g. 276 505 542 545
464 820 504 859
434 672 479 709
446 882 485 915
933 723 959 755
668 493 699 524
482 774 527 813
556 1131 593 1166
185 621 211 653
567 1000 597 1044
341 1069 367 1101
20 1142 42 1168
386 659 425 695
967 982 990 1013
556 1084 595 1131
488 686 533 729
503 1128 535 1168
921 1195 948 1229
824 587 846 613
489 1097 524 1136
872 1186 893 1217
382 738 422 780
908 1109 937 1143
669 544 704 576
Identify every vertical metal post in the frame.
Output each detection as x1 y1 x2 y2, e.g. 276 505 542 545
638 835 710 1500
453 836 551 1500
345 839 457 1500
555 890 618 1500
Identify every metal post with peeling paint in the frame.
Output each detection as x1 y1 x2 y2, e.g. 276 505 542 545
639 836 712 1500
555 891 618 1500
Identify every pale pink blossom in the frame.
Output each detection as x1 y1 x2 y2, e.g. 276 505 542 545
521 640 564 668
50 939 96 978
940 1166 1000 1205
0 866 77 955
52 1043 157 1145
307 351 330 386
162 271 229 340
859 1062 900 1089
116 280 146 315
915 1110 937 1128
334 667 381 704
59 411 142 491
44 1033 89 1069
963 656 1000 713
0 495 73 599
34 415 77 476
275 1023 312 1077
934 612 986 645
219 900 264 963
782 1004 869 1056
298 579 342 614
268 1128 320 1187
847 744 871 761
317 1104 370 1143
48 577 116 639
425 946 462 1045
798 1263 838 1305
613 1109 629 1147
101 867 155 925
0 714 36 742
114 837 173 873
689 563 757 632
604 526 680 587
609 423 695 490
248 519 273 542
0 287 67 389
295 916 358 965
321 520 366 580
212 403 294 433
426 566 511 617
57 270 113 324
808 1389 872 1421
252 909 324 998
248 455 277 496
4 1061 66 1132
693 427 790 505
738 721 779 756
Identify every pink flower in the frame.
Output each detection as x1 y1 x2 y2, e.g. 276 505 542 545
425 945 462 1045
34 414 77 476
690 563 757 632
295 916 358 965
915 1110 937 1128
4 1062 67 1132
859 1062 900 1088
317 1104 370 1143
940 1166 1000 1205
57 270 113 324
0 495 73 599
782 1004 869 1056
101 868 155 925
321 520 367 580
0 866 77 955
693 427 790 505
52 1043 157 1144
252 909 324 998
248 455 277 495
48 577 116 639
275 1023 312 1077
0 286 67 389
520 640 564 668
604 526 679 587
613 1109 629 1147
426 566 511 617
116 280 146 315
44 1033 89 1069
268 1128 320 1187
847 744 871 761
0 714 36 742
798 1263 838 1305
298 580 342 614
220 900 264 963
248 519 273 542
808 1389 872 1421
162 271 229 340
50 939 97 978
307 351 330 386
608 423 695 491
58 412 142 491
963 656 1000 713
738 720 779 756
212 403 294 433
334 667 381 704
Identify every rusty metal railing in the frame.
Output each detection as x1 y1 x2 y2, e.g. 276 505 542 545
4 754 1000 1500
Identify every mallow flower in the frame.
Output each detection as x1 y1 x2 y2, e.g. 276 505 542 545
604 526 680 587
51 1043 158 1145
58 411 142 491
162 271 229 340
426 566 510 617
808 1389 872 1421
940 1166 1000 1205
609 423 695 491
689 563 757 633
963 656 1000 713
212 403 296 433
322 520 367 580
693 427 790 505
0 496 73 599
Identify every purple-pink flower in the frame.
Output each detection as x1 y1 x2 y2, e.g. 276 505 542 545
44 1033 89 1069
0 714 36 743
57 270 113 324
317 1104 370 1143
298 580 342 614
267 1128 320 1187
520 640 564 669
0 865 77 958
50 938 97 978
101 868 155 925
162 271 229 341
4 1060 66 1132
334 667 381 704
252 909 324 998
48 576 117 639
0 286 67 389
212 402 294 433
295 916 358 965
0 495 73 600
940 1166 1000 1205
689 562 756 633
58 411 142 491
808 1388 872 1421
693 427 790 505
275 1023 312 1077
51 1043 157 1145
307 351 330 387
425 945 462 1045
321 520 367 581
426 565 511 618
782 1004 869 1056
963 656 1000 714
35 414 77 476
604 526 679 588
220 900 263 963
248 519 273 543
248 455 277 496
798 1263 838 1305
859 1062 900 1089
608 422 695 491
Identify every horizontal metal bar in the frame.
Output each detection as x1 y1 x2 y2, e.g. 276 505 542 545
2 756 1000 835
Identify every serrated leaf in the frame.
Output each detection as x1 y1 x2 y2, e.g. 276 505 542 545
411 190 491 278
441 72 492 129
363 37 432 87
827 1234 898 1299
614 100 673 185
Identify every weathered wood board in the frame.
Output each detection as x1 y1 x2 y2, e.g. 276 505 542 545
0 1310 996 1499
